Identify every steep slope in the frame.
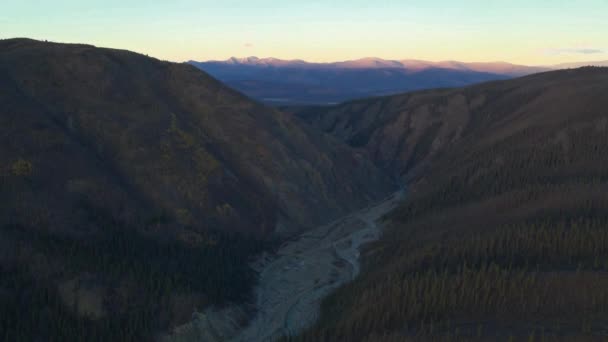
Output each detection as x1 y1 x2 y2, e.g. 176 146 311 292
296 68 607 180
295 83 486 179
0 38 393 341
293 67 608 340
1 38 393 235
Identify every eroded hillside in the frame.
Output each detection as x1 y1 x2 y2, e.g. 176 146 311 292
296 68 608 182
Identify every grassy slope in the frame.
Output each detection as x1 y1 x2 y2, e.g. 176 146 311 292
292 67 608 341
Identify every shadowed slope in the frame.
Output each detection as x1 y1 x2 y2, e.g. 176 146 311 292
1 38 393 236
292 67 608 341
0 38 393 341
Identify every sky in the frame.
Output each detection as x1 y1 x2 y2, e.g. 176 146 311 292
2 0 608 65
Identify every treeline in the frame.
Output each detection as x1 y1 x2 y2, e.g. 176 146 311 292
0 220 272 341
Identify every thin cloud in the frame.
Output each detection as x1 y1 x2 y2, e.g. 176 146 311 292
545 48 605 55
243 43 254 48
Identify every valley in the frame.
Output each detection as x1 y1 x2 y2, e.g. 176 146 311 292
3 35 608 342
167 190 405 342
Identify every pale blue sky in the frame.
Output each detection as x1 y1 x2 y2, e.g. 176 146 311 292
2 0 608 64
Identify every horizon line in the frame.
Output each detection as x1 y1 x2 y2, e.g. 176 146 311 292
194 55 608 68
4 37 607 68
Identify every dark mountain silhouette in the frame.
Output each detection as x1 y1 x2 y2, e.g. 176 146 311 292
292 67 608 340
0 38 393 340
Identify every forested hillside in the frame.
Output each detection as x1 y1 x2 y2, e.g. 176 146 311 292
296 67 608 181
291 67 608 340
0 38 393 341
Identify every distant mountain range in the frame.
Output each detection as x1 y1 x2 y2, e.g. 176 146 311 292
551 60 608 69
204 56 549 75
189 57 607 105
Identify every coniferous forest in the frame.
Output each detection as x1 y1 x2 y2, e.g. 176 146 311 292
0 218 271 341
289 68 608 341
0 38 390 341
